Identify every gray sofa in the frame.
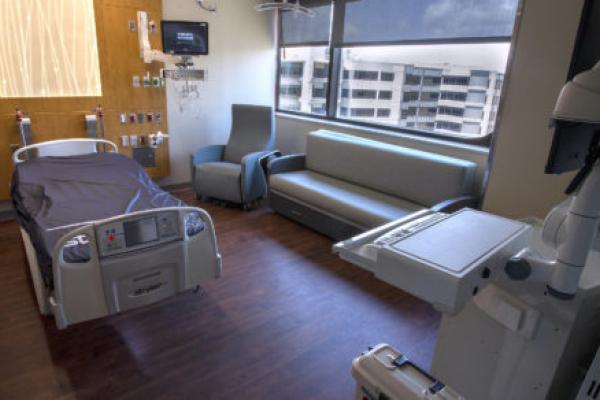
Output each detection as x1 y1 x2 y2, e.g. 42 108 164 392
268 130 478 240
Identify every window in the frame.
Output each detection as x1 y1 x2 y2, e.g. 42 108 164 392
276 0 519 141
441 91 467 102
281 61 304 78
467 90 487 104
311 104 327 115
352 89 377 99
403 92 419 102
278 46 329 114
380 72 395 82
438 106 464 117
421 92 439 102
443 76 470 86
313 62 329 79
378 90 393 100
351 108 375 117
464 106 484 120
377 109 391 117
312 86 327 98
280 84 302 96
0 0 101 97
437 121 462 132
351 70 379 80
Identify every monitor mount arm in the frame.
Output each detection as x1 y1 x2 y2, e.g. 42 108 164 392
137 11 182 65
507 140 600 299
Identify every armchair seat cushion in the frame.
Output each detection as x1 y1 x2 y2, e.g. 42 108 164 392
194 162 242 203
270 171 425 229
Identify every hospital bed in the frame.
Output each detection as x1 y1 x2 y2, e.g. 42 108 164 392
11 139 222 329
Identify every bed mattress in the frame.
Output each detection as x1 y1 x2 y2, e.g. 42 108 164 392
11 152 194 288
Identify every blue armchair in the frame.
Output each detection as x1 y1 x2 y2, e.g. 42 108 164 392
191 104 276 209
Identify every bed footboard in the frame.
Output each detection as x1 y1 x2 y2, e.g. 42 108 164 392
49 207 221 329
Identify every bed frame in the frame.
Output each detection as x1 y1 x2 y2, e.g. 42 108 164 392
13 139 222 329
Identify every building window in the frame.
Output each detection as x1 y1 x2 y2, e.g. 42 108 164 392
440 91 467 102
280 84 302 96
438 106 464 117
277 0 519 142
352 89 377 99
311 104 327 115
313 62 329 79
436 121 462 132
443 76 470 86
380 72 395 81
466 90 487 104
403 92 419 102
281 61 304 78
377 108 391 117
464 106 484 120
351 108 375 117
405 74 422 85
422 76 442 86
312 86 327 98
378 90 392 100
421 92 440 102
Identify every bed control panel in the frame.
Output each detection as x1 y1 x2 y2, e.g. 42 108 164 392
96 211 181 257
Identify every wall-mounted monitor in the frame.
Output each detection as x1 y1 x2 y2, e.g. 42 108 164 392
161 21 208 56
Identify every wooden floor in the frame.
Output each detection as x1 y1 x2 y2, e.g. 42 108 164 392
0 189 439 400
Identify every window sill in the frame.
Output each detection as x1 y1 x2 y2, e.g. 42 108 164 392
275 111 490 156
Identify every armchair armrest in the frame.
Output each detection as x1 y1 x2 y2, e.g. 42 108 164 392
430 195 478 213
267 154 306 176
190 145 226 183
240 150 280 204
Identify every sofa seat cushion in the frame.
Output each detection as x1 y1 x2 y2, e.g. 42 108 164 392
194 162 242 203
270 171 425 229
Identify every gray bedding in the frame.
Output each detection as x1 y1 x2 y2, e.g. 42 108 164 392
11 152 192 288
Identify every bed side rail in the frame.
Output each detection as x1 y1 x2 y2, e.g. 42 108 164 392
12 138 118 164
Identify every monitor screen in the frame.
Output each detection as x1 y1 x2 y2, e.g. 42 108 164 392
545 1 600 175
124 217 159 247
161 21 208 55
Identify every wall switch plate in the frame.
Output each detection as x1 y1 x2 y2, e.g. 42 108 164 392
121 135 129 147
128 20 136 32
130 135 138 147
155 112 161 124
119 113 127 124
137 113 144 124
132 75 141 88
129 113 136 124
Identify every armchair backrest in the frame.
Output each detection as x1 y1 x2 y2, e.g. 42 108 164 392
223 104 275 164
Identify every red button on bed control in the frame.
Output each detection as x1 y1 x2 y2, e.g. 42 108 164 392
108 233 115 241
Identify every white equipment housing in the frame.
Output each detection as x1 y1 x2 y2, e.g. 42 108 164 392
13 139 222 329
335 209 531 314
352 343 464 400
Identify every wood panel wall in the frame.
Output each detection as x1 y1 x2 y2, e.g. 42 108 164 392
0 0 169 200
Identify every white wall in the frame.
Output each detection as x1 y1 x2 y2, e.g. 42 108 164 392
160 0 276 186
482 0 586 219
275 114 490 195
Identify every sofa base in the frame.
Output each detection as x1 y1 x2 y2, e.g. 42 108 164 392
269 192 363 241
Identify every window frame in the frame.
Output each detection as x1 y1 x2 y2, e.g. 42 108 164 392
275 0 521 146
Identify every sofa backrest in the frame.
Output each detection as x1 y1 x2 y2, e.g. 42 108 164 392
305 130 477 207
